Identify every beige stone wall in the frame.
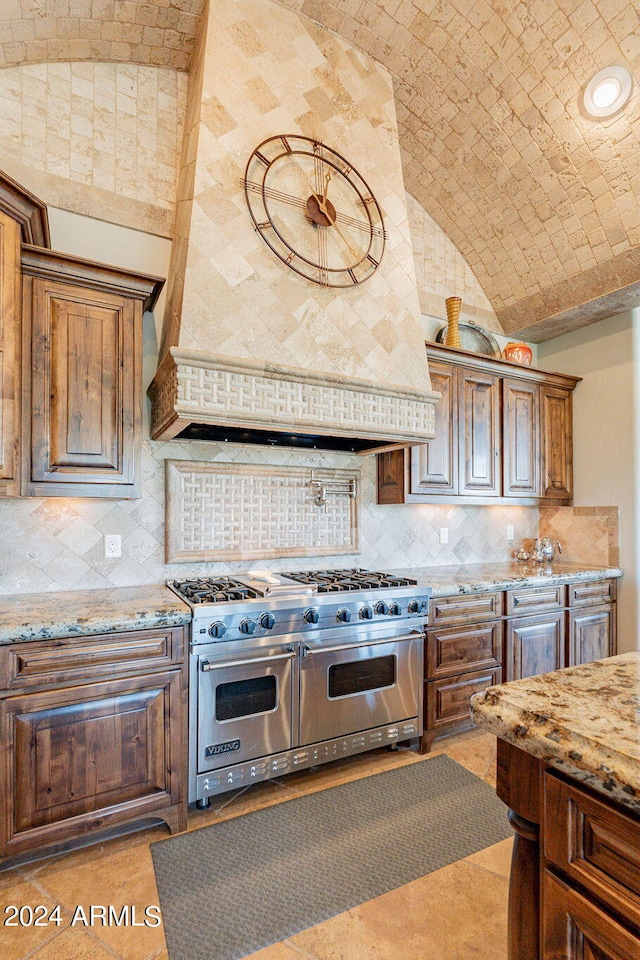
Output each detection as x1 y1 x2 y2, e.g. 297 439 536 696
0 61 186 237
165 0 430 392
406 192 501 334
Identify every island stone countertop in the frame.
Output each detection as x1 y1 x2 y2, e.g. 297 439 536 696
472 651 640 816
0 584 191 644
396 560 623 596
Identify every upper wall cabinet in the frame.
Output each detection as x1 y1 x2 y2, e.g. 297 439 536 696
0 212 21 497
377 343 580 507
20 247 163 498
0 172 50 498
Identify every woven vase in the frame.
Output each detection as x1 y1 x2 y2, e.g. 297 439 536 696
444 296 462 348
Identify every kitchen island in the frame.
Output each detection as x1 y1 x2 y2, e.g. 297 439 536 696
472 652 640 960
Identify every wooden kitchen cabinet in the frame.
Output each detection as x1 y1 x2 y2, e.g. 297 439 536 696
542 384 574 501
0 625 187 863
0 172 49 496
20 246 163 498
542 770 640 958
458 366 501 496
503 376 540 497
0 170 163 499
496 741 640 960
421 591 503 751
377 343 580 505
504 611 565 681
422 578 618 750
0 211 21 496
407 361 457 496
504 580 617 682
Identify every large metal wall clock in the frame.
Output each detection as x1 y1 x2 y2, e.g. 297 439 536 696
243 134 386 288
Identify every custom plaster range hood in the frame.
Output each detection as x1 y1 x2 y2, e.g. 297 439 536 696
147 0 439 453
148 347 439 453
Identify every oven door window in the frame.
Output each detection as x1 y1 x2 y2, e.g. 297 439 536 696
328 654 396 699
215 675 278 721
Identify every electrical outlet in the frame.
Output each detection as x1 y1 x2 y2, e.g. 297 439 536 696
104 534 122 559
439 527 449 544
506 524 515 541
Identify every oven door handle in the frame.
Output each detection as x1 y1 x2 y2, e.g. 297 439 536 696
301 631 423 657
201 650 297 672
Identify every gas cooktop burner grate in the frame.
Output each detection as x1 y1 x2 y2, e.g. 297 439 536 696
280 568 418 592
172 578 261 603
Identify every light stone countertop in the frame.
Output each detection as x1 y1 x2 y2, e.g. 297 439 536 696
0 584 191 644
472 652 640 815
0 563 622 645
392 561 623 596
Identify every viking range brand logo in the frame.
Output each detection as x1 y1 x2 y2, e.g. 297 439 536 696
206 740 241 758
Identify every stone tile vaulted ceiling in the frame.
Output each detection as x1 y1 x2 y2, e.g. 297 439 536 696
2 0 640 340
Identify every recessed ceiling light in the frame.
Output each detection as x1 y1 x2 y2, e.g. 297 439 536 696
583 65 633 118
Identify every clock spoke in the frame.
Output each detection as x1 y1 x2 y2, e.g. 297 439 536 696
334 210 386 238
244 179 308 211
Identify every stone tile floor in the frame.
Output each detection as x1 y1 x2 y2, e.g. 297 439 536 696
0 728 510 960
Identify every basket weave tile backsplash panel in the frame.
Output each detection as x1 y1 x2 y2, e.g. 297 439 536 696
165 460 360 562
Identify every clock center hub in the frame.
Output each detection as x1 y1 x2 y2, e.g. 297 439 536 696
306 194 336 227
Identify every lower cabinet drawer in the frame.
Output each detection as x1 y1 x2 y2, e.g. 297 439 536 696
544 771 640 930
0 627 185 691
542 870 640 959
569 579 617 607
506 584 566 615
425 620 502 679
428 592 502 626
425 666 502 737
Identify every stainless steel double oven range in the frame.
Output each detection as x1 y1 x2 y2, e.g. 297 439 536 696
168 569 431 808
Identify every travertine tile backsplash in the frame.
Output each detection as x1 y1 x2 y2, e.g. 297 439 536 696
539 505 620 567
0 440 542 595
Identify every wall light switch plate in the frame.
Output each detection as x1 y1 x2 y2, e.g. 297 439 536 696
506 525 515 541
104 534 122 559
439 527 449 544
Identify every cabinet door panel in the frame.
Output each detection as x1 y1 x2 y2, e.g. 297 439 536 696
0 211 21 495
542 385 573 501
505 613 564 681
568 605 616 666
544 772 640 928
503 377 540 497
25 276 140 497
1 671 185 856
423 666 502 751
410 362 457 494
426 620 502 679
543 871 640 960
458 369 500 496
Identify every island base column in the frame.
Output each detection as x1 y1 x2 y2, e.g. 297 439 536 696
496 739 543 960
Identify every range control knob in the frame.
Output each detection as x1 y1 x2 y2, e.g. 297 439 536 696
336 608 351 623
304 608 320 624
408 599 420 614
239 618 257 635
359 604 374 620
260 612 276 630
208 621 227 639
375 601 389 616
389 602 401 617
